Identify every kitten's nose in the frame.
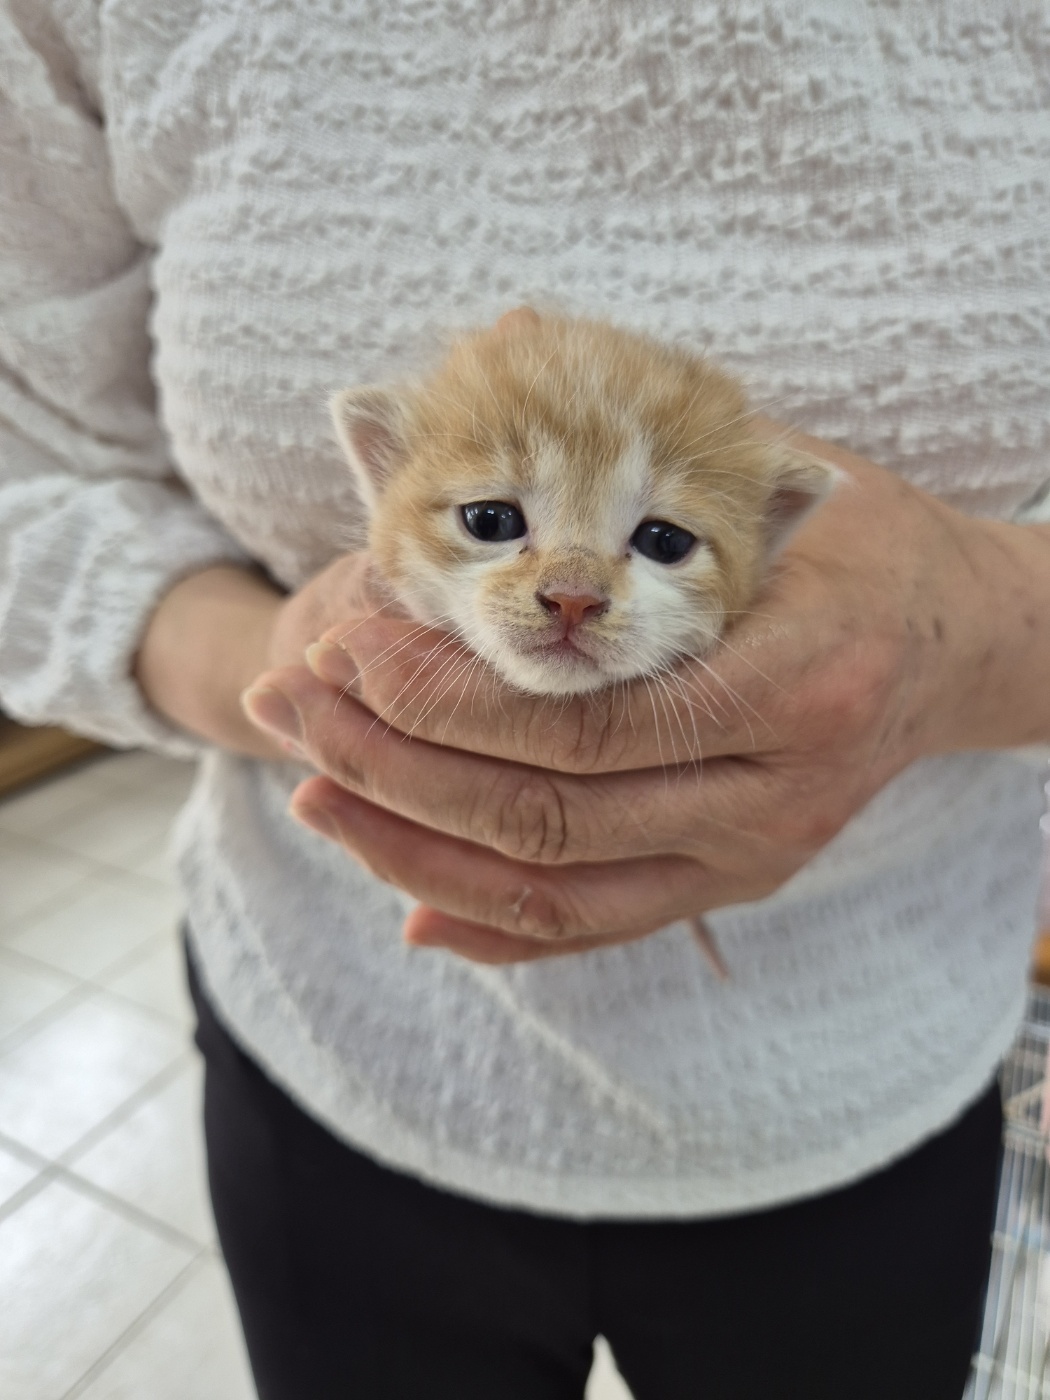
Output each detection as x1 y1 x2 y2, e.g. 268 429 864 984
536 589 609 628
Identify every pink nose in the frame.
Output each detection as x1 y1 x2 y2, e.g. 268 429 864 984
536 590 609 628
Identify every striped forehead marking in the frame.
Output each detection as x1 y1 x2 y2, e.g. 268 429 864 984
524 433 652 551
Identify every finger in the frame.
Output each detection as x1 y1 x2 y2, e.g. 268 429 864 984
403 907 636 964
246 665 782 866
288 777 729 940
305 614 796 775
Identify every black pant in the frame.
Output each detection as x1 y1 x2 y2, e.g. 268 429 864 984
188 947 1001 1400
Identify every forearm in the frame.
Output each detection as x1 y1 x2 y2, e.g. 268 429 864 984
134 564 285 759
938 517 1050 753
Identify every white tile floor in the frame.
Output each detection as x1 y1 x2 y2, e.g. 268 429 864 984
0 750 632 1400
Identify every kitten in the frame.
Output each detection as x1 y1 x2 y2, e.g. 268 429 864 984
332 308 835 697
331 308 838 972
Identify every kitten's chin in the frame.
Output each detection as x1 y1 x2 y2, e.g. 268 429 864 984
483 631 712 696
489 648 613 697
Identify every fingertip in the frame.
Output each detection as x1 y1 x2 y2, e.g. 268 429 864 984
289 772 341 811
402 906 436 944
305 639 360 692
402 926 437 949
241 685 303 743
290 803 340 843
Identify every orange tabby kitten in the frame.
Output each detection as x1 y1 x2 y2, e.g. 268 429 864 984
332 308 835 697
331 308 838 972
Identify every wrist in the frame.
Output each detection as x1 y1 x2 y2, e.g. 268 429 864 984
929 515 1050 754
135 564 285 757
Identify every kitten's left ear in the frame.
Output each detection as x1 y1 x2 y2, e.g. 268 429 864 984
330 387 411 514
763 446 843 559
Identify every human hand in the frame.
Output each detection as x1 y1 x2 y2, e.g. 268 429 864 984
234 551 405 756
265 553 393 672
243 433 1049 963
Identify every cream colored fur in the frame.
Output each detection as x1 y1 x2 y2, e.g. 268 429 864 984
332 311 837 696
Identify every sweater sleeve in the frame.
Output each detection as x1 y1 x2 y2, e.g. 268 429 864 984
0 4 249 755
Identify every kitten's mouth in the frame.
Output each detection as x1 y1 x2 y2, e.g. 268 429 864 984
496 629 629 695
539 636 589 657
524 634 603 669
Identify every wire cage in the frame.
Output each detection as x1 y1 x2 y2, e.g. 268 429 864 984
967 987 1050 1399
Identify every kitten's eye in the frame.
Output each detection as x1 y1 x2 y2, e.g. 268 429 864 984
630 520 697 565
461 501 527 543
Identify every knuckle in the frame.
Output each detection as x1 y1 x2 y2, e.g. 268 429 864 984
754 772 846 855
345 840 393 887
508 883 575 941
530 694 627 775
321 717 370 794
490 769 571 865
723 869 785 906
820 645 893 729
328 741 367 794
794 804 849 851
819 677 868 732
771 797 848 854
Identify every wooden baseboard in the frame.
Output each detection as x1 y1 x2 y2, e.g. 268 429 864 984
1032 932 1050 987
0 718 103 797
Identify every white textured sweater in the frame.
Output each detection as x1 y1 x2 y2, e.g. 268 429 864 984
1 0 1048 1216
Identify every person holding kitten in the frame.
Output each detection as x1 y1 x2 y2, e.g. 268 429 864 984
2 4 1049 1399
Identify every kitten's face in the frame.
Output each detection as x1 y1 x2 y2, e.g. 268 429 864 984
333 315 835 696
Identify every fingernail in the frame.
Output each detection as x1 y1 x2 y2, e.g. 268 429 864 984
291 803 340 842
241 685 303 743
305 641 360 693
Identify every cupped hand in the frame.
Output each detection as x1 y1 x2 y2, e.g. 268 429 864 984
243 433 1019 963
237 551 401 758
266 552 393 673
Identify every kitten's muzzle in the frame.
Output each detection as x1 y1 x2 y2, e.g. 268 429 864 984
535 589 609 630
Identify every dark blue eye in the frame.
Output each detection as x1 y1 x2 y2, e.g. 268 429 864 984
630 520 697 565
461 501 527 543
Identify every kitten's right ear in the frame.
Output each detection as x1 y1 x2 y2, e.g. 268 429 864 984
330 387 411 513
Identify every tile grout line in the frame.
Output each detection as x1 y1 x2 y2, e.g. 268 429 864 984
56 1163 213 1253
0 1129 50 1171
0 857 103 937
23 828 180 888
57 1051 196 1167
90 980 194 1031
85 926 197 1028
0 1145 214 1254
0 826 182 944
0 941 83 980
0 1052 217 1257
0 756 214 1388
0 751 193 815
58 1250 213 1400
0 772 185 823
0 978 95 1060
0 886 167 977
0 1051 194 1223
0 922 182 987
0 939 190 1062
0 756 191 823
85 927 180 985
0 770 125 844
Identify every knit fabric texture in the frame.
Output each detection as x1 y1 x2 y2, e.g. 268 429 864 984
1 0 1048 1215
